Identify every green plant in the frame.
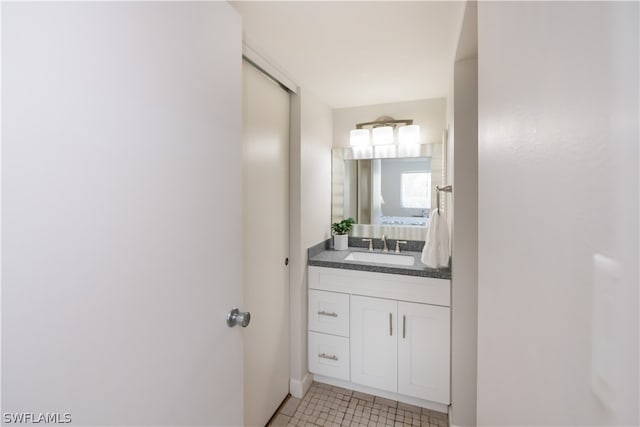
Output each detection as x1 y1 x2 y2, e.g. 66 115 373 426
331 217 355 235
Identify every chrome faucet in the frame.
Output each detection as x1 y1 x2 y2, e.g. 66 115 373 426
381 235 389 253
361 238 373 252
395 240 407 253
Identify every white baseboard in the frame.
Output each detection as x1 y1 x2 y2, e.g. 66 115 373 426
290 373 313 399
448 404 456 427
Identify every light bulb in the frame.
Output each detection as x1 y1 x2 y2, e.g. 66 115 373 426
372 126 394 145
349 129 371 146
398 125 420 144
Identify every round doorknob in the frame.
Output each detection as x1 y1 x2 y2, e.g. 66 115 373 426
227 308 251 328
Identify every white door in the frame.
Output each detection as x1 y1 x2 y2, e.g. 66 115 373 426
351 296 398 392
2 3 244 425
242 60 291 426
398 302 451 404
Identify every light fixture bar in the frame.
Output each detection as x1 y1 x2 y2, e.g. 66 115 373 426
355 118 414 129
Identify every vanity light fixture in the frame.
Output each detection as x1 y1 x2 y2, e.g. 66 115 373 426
349 129 370 146
349 116 419 146
398 124 420 144
372 126 394 145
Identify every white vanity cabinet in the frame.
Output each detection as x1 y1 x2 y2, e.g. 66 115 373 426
350 296 450 404
308 266 451 408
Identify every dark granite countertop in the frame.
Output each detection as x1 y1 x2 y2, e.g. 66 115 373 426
307 239 451 280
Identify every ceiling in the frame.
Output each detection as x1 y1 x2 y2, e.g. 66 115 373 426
231 1 466 108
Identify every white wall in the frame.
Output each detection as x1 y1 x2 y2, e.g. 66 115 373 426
289 88 333 397
450 58 478 427
449 3 478 427
301 91 333 251
610 4 640 424
477 2 639 425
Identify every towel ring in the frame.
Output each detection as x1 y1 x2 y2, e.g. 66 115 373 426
435 185 453 215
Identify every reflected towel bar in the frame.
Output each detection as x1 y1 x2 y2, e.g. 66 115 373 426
436 185 453 215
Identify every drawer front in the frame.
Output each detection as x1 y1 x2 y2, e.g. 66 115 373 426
308 332 350 381
309 266 451 307
309 289 349 337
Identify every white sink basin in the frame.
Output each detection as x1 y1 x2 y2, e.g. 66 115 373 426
344 251 415 266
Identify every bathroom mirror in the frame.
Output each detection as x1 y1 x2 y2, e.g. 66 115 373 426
332 143 444 240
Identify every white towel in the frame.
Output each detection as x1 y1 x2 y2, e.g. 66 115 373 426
421 212 450 268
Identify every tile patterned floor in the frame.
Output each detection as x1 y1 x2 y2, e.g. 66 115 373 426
268 382 448 427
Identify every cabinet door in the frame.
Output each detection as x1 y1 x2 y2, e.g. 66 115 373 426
350 295 398 392
398 302 450 404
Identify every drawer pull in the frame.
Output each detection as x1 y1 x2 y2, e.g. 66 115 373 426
318 353 338 361
389 313 393 336
318 310 338 317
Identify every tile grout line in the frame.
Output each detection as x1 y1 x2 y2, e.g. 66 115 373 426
269 382 448 427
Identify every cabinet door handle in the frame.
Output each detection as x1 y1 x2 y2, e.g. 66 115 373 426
319 353 338 361
389 313 393 336
403 315 406 339
318 310 338 317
